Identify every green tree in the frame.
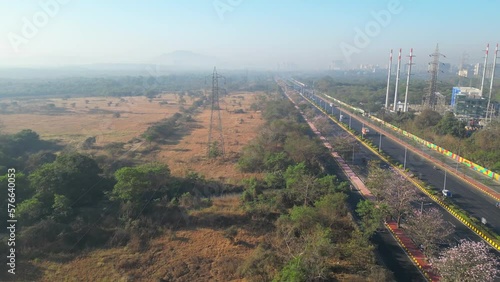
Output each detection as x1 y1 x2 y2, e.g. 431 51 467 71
29 153 108 207
238 141 266 172
413 109 441 130
356 200 384 238
284 132 325 170
112 163 170 206
0 172 33 203
284 163 317 206
17 196 47 225
24 151 56 172
9 129 42 155
273 257 307 282
262 100 296 122
263 152 291 172
275 208 334 280
435 112 467 137
51 194 73 222
339 230 375 270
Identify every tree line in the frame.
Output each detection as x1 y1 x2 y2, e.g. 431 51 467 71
237 94 394 281
0 73 278 99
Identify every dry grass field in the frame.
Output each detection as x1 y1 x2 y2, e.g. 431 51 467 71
154 91 265 181
0 94 191 146
31 195 261 282
0 91 265 182
3 91 268 281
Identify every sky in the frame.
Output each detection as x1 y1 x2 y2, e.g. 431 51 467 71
0 0 499 70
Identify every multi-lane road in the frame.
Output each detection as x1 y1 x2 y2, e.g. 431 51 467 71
290 80 500 242
296 83 500 234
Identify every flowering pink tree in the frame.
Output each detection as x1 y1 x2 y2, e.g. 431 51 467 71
432 239 500 282
380 174 419 227
404 208 454 256
313 115 334 136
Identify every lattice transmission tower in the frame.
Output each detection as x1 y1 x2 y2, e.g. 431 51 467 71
422 44 446 109
207 67 225 158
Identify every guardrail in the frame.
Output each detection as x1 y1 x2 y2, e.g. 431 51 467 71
371 116 500 182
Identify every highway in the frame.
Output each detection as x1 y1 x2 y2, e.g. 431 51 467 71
318 95 500 235
286 81 500 247
305 87 500 234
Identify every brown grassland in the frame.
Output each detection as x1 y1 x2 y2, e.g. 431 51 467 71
33 196 258 282
2 91 267 281
0 94 192 146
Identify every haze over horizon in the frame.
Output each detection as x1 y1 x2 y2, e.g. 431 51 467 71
1 0 499 70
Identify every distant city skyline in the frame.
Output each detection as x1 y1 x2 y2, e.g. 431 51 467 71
0 0 499 70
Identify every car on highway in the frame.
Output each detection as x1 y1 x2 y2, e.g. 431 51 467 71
442 189 452 197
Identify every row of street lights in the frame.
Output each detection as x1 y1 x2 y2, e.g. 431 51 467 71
302 84 452 213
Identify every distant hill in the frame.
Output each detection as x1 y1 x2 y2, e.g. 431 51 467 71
150 50 220 69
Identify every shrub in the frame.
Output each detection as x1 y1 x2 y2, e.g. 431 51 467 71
223 225 238 244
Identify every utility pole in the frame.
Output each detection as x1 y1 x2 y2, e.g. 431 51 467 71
385 49 393 109
393 48 402 112
403 48 415 112
480 43 490 96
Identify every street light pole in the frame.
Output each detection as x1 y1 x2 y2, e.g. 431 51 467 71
379 132 382 152
443 169 447 190
404 147 408 170
349 114 352 129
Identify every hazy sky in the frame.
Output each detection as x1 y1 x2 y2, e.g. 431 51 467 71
0 0 498 69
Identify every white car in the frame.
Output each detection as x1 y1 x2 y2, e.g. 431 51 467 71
442 189 452 197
